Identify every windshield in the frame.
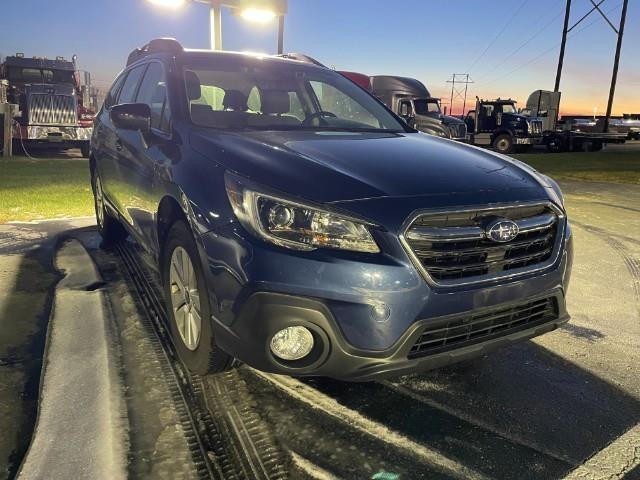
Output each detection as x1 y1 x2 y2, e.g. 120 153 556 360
7 67 75 84
184 60 406 132
501 104 517 114
413 99 441 115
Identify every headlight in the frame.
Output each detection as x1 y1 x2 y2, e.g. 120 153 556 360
224 172 380 253
543 175 564 206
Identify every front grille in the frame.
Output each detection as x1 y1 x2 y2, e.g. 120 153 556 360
449 123 467 139
409 297 558 358
403 203 563 286
530 120 543 135
0 81 7 104
449 123 467 138
28 94 77 125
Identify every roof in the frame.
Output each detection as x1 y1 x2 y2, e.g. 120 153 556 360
370 76 430 97
2 56 75 71
126 38 323 70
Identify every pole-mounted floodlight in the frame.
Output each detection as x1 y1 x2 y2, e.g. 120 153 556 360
148 0 186 8
147 0 288 53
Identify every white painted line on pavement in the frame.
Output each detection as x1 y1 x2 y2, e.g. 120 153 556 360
563 423 640 479
290 451 343 480
252 370 489 480
381 380 574 465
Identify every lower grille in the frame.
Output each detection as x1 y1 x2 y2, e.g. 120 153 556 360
409 297 558 359
403 203 563 286
28 94 77 126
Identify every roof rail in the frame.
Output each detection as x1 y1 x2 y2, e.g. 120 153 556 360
126 38 183 67
277 53 327 68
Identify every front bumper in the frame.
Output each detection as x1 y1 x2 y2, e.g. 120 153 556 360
198 220 573 380
14 124 92 142
515 136 543 145
211 289 569 381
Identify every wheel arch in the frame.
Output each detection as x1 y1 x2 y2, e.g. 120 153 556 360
157 194 189 263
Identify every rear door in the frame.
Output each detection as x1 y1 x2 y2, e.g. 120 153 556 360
110 64 148 232
94 72 127 215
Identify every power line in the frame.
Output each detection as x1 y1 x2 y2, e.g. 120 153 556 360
466 0 530 72
473 7 565 83
476 1 623 88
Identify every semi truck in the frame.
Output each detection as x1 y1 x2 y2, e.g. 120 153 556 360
464 97 543 154
0 53 94 156
369 76 467 141
523 90 627 152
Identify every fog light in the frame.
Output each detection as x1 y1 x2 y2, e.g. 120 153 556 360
270 326 314 361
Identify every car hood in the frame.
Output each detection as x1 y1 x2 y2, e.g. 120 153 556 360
503 113 529 123
190 129 551 206
441 114 464 125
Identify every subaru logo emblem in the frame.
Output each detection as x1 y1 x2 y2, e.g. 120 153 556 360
486 218 519 243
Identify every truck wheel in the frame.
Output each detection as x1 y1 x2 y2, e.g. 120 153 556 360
546 136 564 153
80 142 90 158
588 140 603 152
91 169 127 244
493 134 514 154
162 220 234 375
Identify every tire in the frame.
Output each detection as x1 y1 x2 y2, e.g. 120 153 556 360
91 168 127 244
587 140 603 152
80 142 90 158
546 135 564 153
162 220 234 375
493 134 514 154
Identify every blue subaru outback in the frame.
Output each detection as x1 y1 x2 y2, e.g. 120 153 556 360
90 39 572 380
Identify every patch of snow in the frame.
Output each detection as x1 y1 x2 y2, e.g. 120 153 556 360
17 240 128 480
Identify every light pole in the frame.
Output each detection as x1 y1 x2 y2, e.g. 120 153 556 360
147 0 288 53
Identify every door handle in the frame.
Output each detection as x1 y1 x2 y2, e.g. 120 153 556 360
115 139 123 151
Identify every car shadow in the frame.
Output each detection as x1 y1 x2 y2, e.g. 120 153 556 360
0 223 93 478
304 339 640 479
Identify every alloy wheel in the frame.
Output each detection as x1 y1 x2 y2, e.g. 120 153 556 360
169 246 202 351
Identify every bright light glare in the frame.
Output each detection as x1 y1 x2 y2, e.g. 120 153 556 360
148 0 186 8
240 7 277 23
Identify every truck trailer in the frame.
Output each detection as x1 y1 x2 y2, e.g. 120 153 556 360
524 90 627 152
0 54 93 156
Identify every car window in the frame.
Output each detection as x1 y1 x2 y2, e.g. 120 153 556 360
104 73 127 109
136 62 171 132
117 65 146 104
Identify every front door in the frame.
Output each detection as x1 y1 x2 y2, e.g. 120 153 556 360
117 61 174 254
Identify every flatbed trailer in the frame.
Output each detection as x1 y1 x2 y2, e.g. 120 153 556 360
525 90 627 152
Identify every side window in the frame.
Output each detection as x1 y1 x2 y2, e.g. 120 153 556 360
104 73 126 109
136 62 171 132
399 100 413 117
288 92 305 121
247 87 261 112
117 65 146 104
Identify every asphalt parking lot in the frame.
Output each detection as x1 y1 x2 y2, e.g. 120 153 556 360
0 174 638 479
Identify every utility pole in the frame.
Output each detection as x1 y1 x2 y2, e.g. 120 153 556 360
447 74 474 117
555 0 572 92
604 0 628 132
210 1 223 50
277 15 285 54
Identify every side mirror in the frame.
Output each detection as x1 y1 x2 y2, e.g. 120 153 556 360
399 103 411 118
110 103 150 132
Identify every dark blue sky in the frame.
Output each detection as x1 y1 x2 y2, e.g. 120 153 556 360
1 0 638 114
